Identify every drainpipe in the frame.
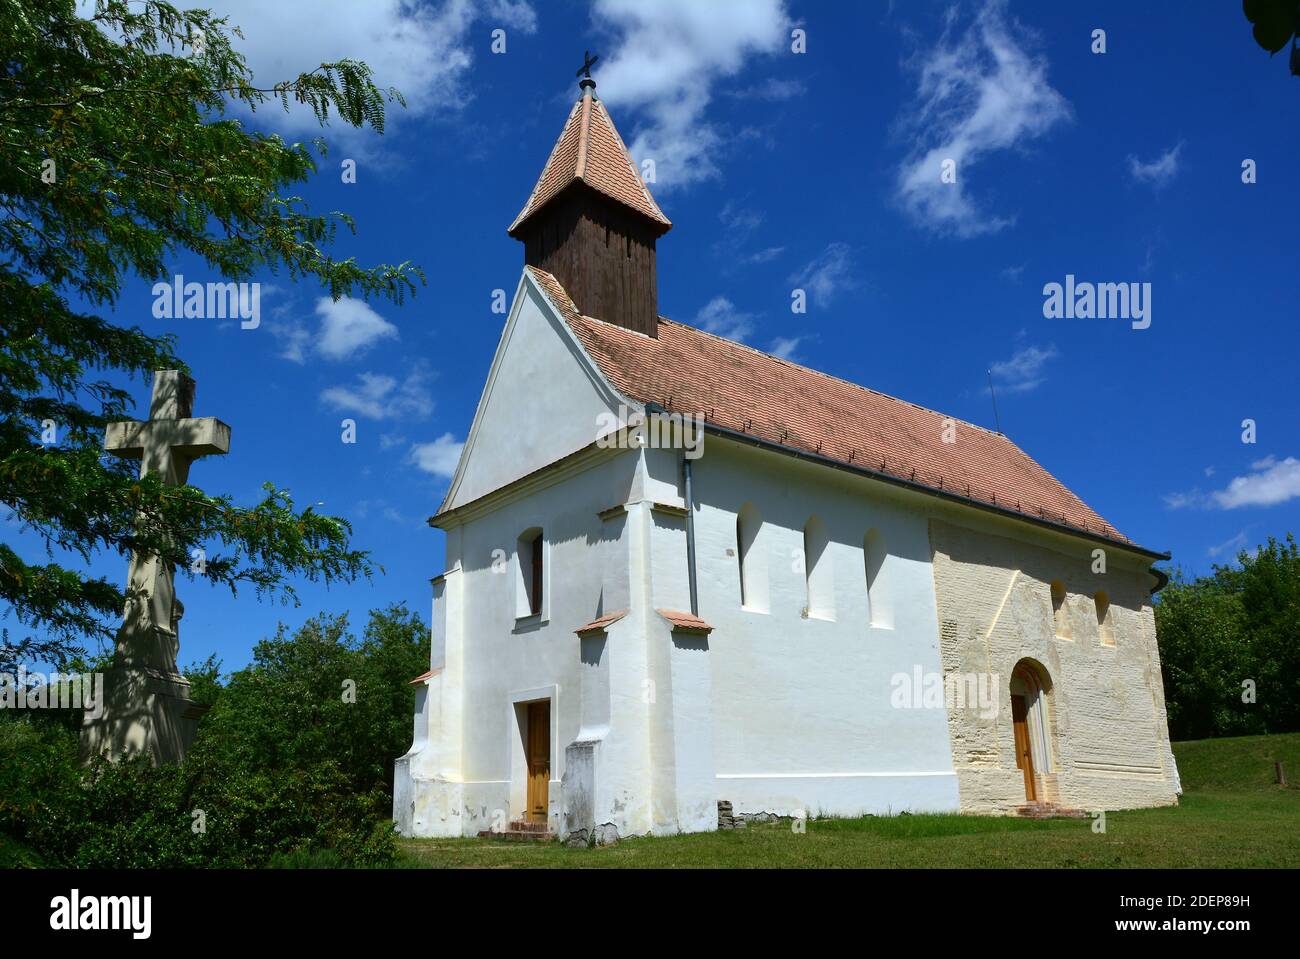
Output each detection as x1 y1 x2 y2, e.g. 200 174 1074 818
683 449 699 617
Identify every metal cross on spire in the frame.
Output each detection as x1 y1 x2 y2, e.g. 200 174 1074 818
579 50 598 94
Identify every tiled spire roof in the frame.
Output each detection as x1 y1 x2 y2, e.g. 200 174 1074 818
508 87 671 237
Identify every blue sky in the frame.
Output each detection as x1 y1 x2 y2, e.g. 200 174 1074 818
14 0 1300 673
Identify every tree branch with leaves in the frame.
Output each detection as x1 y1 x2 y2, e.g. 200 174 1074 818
1243 0 1300 76
0 0 425 671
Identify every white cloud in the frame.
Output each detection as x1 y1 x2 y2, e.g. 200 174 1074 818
267 296 399 363
788 242 856 306
745 246 785 264
1162 490 1202 510
1212 456 1300 509
592 0 791 191
1207 530 1250 559
768 336 803 361
989 343 1058 394
320 367 433 420
179 0 536 137
695 296 755 342
315 296 399 361
1128 142 1184 189
267 319 313 364
714 203 786 266
1165 456 1300 511
719 202 765 234
485 0 537 32
409 433 465 479
895 0 1070 237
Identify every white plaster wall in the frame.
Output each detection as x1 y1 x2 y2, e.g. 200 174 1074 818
444 273 624 511
677 436 961 817
450 451 642 835
394 567 467 837
928 513 1179 813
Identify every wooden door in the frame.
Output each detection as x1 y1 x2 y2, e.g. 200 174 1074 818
1011 694 1036 801
526 700 550 823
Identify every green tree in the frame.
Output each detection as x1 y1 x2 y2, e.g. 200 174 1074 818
1 605 426 867
192 604 430 795
1155 534 1300 740
0 0 423 672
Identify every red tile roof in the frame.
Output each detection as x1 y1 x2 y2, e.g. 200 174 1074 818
527 266 1154 555
508 90 671 236
574 609 628 635
656 609 714 633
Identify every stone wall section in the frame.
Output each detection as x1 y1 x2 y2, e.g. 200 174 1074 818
929 519 1180 813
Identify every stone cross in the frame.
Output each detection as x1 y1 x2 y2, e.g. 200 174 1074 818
104 371 230 677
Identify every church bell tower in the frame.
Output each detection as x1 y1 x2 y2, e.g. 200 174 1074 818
508 54 671 337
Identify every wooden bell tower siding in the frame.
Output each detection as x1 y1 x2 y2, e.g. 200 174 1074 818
508 75 671 339
514 186 662 338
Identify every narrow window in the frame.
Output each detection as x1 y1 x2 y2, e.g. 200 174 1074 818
530 535 544 616
1095 591 1114 646
518 528 544 618
1050 580 1072 640
736 514 747 607
864 528 890 628
803 516 833 619
736 503 767 612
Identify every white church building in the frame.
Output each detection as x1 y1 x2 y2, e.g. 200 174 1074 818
393 73 1181 843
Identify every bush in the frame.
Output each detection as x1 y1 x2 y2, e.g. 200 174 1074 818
0 604 427 868
1156 534 1300 740
0 716 84 866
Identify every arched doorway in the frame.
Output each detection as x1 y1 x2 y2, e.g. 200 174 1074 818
1009 661 1053 802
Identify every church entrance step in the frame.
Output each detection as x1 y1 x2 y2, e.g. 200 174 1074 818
1014 802 1089 820
477 821 556 841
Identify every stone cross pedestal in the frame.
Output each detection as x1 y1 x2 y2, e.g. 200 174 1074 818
81 370 231 765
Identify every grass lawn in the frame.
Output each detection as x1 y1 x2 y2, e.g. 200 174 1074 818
397 733 1300 868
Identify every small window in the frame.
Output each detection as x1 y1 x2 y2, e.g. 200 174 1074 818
517 528 544 618
1095 591 1114 646
736 502 767 612
803 516 833 619
864 528 890 628
1050 580 1072 640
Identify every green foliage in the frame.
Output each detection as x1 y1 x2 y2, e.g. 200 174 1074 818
192 604 430 794
0 716 85 866
183 652 224 708
1243 0 1300 74
1155 534 1300 740
0 0 424 671
0 605 428 867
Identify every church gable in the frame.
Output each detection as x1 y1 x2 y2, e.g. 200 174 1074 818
439 270 630 513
